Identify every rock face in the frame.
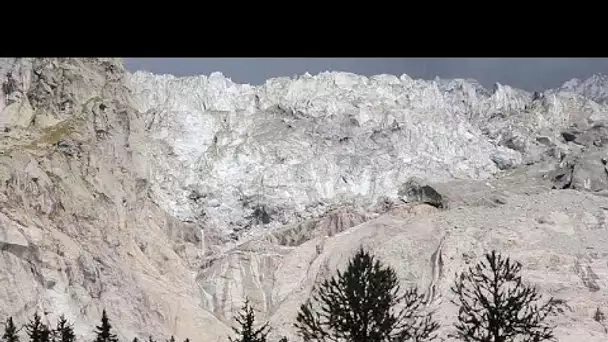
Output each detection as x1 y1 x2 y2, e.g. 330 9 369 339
0 58 228 342
3 58 608 341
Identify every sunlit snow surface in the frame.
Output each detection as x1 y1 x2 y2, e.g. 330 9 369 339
126 71 608 236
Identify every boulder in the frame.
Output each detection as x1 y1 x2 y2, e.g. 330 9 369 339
398 177 447 209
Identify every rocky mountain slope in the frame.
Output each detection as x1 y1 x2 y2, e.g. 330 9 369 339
2 58 608 341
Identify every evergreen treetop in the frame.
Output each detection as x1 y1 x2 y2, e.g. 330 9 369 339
451 250 559 342
2 317 19 342
94 310 118 342
26 313 45 342
229 299 270 342
55 315 75 342
294 246 439 342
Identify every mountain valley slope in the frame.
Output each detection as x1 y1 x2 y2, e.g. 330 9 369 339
1 58 608 341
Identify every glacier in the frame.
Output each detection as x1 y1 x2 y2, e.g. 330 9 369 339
126 69 608 239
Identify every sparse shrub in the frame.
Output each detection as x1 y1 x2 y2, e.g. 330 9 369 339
594 307 605 323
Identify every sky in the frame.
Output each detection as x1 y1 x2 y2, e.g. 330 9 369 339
124 58 608 92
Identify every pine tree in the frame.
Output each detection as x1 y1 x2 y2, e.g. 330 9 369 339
26 313 45 342
183 339 189 342
229 299 270 342
132 338 139 342
93 310 119 342
451 250 559 342
294 246 439 342
164 336 175 342
39 325 51 342
3 317 19 342
54 315 75 342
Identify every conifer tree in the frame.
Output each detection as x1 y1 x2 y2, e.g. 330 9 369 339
39 325 51 342
164 336 175 342
229 299 270 342
2 317 19 342
132 338 139 342
26 313 45 342
451 250 559 342
294 246 439 342
54 315 75 342
93 310 118 342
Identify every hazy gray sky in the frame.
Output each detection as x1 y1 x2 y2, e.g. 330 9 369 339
124 58 608 92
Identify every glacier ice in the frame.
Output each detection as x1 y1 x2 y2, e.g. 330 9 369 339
126 70 608 238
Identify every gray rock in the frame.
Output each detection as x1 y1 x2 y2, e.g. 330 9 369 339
398 177 447 209
571 149 608 192
491 151 517 170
